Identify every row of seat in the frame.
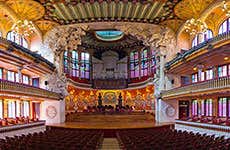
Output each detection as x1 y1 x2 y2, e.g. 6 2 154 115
117 128 230 150
0 128 103 150
181 116 230 126
0 117 39 127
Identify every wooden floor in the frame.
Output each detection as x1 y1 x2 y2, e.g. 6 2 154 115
47 113 173 129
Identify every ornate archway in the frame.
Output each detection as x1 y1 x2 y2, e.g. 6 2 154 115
44 22 176 100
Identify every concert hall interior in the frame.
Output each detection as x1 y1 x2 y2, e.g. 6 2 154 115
0 0 230 149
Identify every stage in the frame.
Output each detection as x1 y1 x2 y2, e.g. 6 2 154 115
47 113 173 129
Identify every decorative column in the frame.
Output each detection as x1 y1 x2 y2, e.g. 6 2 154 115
68 50 72 76
138 48 142 79
44 25 89 124
158 47 167 91
148 47 152 76
17 67 23 83
213 97 218 117
127 51 130 81
197 99 202 117
90 54 93 83
197 64 204 81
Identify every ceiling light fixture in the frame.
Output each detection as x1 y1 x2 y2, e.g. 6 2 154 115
184 18 207 35
11 20 35 37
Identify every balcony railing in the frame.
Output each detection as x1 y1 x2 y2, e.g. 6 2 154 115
0 80 60 100
166 31 230 69
162 76 230 99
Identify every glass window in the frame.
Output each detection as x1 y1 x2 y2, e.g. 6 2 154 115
0 100 3 119
32 78 39 87
141 49 148 77
229 64 230 76
218 65 227 77
192 30 213 47
72 50 79 77
8 101 16 118
23 75 29 84
192 100 198 116
218 97 227 117
228 98 230 118
192 73 198 83
200 71 205 81
15 73 19 83
206 69 213 80
80 52 90 79
203 30 213 42
130 51 139 78
192 35 199 47
6 31 28 48
22 101 29 117
16 101 20 117
219 18 230 34
201 100 205 116
201 99 213 116
0 68 2 79
206 99 212 116
7 71 15 82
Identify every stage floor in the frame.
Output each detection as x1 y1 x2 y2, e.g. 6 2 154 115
47 114 173 129
47 121 173 129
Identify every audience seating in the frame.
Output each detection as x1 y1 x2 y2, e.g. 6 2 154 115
117 128 230 150
0 117 39 127
180 116 230 126
0 128 103 150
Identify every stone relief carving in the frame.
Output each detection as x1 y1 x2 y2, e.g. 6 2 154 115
44 25 89 99
44 25 89 67
46 69 69 99
165 105 176 117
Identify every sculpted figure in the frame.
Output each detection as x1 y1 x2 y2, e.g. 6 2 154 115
47 69 68 99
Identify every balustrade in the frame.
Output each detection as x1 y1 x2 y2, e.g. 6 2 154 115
162 76 230 98
0 79 60 100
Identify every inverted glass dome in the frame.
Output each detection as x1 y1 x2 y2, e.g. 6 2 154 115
95 30 124 41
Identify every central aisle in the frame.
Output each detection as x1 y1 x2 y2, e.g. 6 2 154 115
101 138 121 150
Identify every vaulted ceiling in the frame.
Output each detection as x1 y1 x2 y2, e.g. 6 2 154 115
0 0 228 38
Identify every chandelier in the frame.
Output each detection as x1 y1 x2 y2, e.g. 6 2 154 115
11 20 35 37
222 1 230 16
184 18 207 35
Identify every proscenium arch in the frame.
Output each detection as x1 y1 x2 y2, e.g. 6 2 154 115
44 22 176 91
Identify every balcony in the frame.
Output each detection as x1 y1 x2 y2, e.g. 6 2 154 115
162 76 230 100
0 80 60 100
166 31 230 70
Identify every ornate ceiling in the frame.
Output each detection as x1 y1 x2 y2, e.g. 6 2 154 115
0 0 227 39
39 0 179 25
174 0 215 20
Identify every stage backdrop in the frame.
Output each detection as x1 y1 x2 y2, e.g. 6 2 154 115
65 85 155 111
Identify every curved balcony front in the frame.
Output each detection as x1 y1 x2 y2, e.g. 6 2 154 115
162 76 230 100
0 79 61 100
